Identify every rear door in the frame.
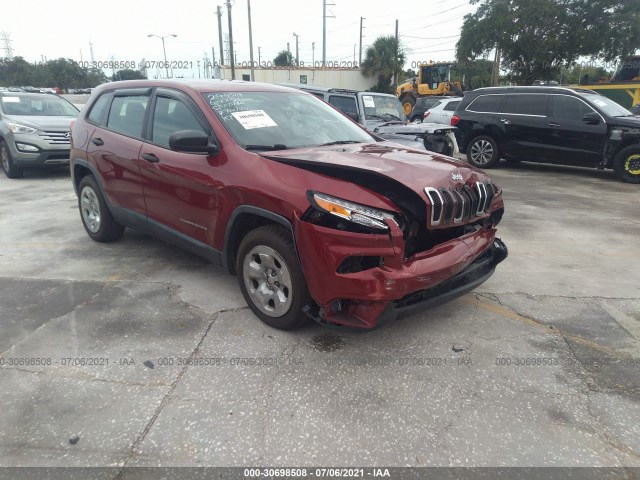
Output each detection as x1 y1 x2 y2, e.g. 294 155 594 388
497 93 549 161
542 94 607 165
436 99 460 125
86 88 150 216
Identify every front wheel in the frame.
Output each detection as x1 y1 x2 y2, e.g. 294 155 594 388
467 135 500 168
1 141 24 179
236 225 310 330
401 95 416 117
613 147 640 184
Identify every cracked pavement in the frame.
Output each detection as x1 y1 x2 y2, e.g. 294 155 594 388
0 162 639 472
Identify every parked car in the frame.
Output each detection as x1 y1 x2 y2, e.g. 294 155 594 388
452 86 640 183
0 92 79 178
70 80 507 330
423 97 462 125
281 84 458 156
408 96 449 123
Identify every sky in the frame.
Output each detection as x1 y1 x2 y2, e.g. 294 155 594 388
0 0 478 77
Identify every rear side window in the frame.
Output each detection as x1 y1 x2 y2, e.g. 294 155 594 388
549 95 595 119
151 97 207 147
328 95 357 115
106 95 148 138
466 95 504 113
444 100 460 111
501 94 547 116
87 94 111 125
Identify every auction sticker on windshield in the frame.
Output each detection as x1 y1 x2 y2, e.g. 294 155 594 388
231 110 278 129
2 97 20 103
362 95 376 108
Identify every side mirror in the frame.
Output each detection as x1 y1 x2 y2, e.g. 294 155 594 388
582 112 601 125
169 130 218 154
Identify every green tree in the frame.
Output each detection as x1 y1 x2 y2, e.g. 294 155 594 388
451 59 494 89
112 69 146 81
274 50 294 67
362 36 406 93
457 0 640 85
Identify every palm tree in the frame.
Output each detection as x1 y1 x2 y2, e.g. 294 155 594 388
362 36 406 93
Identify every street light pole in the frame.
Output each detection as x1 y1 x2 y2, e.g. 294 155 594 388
148 33 177 78
293 32 300 66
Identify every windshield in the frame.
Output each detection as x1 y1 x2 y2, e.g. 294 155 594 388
362 94 406 121
0 94 79 116
582 94 632 117
204 91 374 150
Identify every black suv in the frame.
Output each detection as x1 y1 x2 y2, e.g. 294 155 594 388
452 87 640 183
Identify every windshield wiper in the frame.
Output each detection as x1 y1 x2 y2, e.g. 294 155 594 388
383 113 402 121
365 114 386 120
318 140 362 146
244 144 288 151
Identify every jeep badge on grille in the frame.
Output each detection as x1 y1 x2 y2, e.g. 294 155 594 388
451 172 463 182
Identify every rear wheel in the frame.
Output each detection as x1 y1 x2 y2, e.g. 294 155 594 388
401 95 416 116
613 146 640 184
1 141 24 179
236 225 310 330
467 135 500 168
78 175 125 242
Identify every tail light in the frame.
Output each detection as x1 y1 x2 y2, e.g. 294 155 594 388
423 112 430 119
451 115 460 126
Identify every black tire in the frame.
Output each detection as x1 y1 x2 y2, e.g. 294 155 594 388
410 115 423 123
401 95 416 117
466 135 501 168
236 225 310 330
78 175 125 242
1 141 24 179
613 146 640 184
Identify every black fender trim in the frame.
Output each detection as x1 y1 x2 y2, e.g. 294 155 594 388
221 205 294 272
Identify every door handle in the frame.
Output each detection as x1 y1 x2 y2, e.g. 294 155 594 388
500 119 511 125
142 153 160 163
548 122 560 127
91 138 104 146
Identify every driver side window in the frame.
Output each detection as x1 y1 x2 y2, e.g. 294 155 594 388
549 95 595 120
151 97 206 148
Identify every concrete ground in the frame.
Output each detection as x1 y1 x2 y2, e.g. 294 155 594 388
0 159 639 474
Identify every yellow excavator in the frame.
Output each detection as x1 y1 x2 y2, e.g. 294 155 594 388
396 62 464 116
572 55 640 109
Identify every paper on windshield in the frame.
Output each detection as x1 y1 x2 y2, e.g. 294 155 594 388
592 99 607 107
2 97 20 103
362 95 375 108
231 110 278 129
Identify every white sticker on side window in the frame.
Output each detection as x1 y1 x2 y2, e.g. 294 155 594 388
231 110 278 129
362 95 375 108
2 97 20 103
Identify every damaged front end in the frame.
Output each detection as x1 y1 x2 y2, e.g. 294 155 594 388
372 122 459 156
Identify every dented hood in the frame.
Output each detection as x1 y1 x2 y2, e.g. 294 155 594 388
263 142 488 192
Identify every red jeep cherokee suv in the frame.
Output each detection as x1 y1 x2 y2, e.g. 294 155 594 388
70 80 507 330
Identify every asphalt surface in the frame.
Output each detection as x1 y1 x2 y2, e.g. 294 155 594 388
1 157 639 474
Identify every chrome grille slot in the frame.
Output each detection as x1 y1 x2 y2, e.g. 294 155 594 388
441 189 454 225
425 181 496 228
39 131 70 145
424 187 444 226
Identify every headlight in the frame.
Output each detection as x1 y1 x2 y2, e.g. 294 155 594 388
310 191 398 231
7 122 37 135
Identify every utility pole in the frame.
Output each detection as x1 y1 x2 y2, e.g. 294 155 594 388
322 0 335 67
197 60 201 78
258 46 261 65
312 42 315 67
248 0 255 80
353 44 356 63
394 19 399 91
89 41 95 64
212 47 216 73
216 6 225 66
226 0 235 79
359 17 364 66
293 33 300 66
